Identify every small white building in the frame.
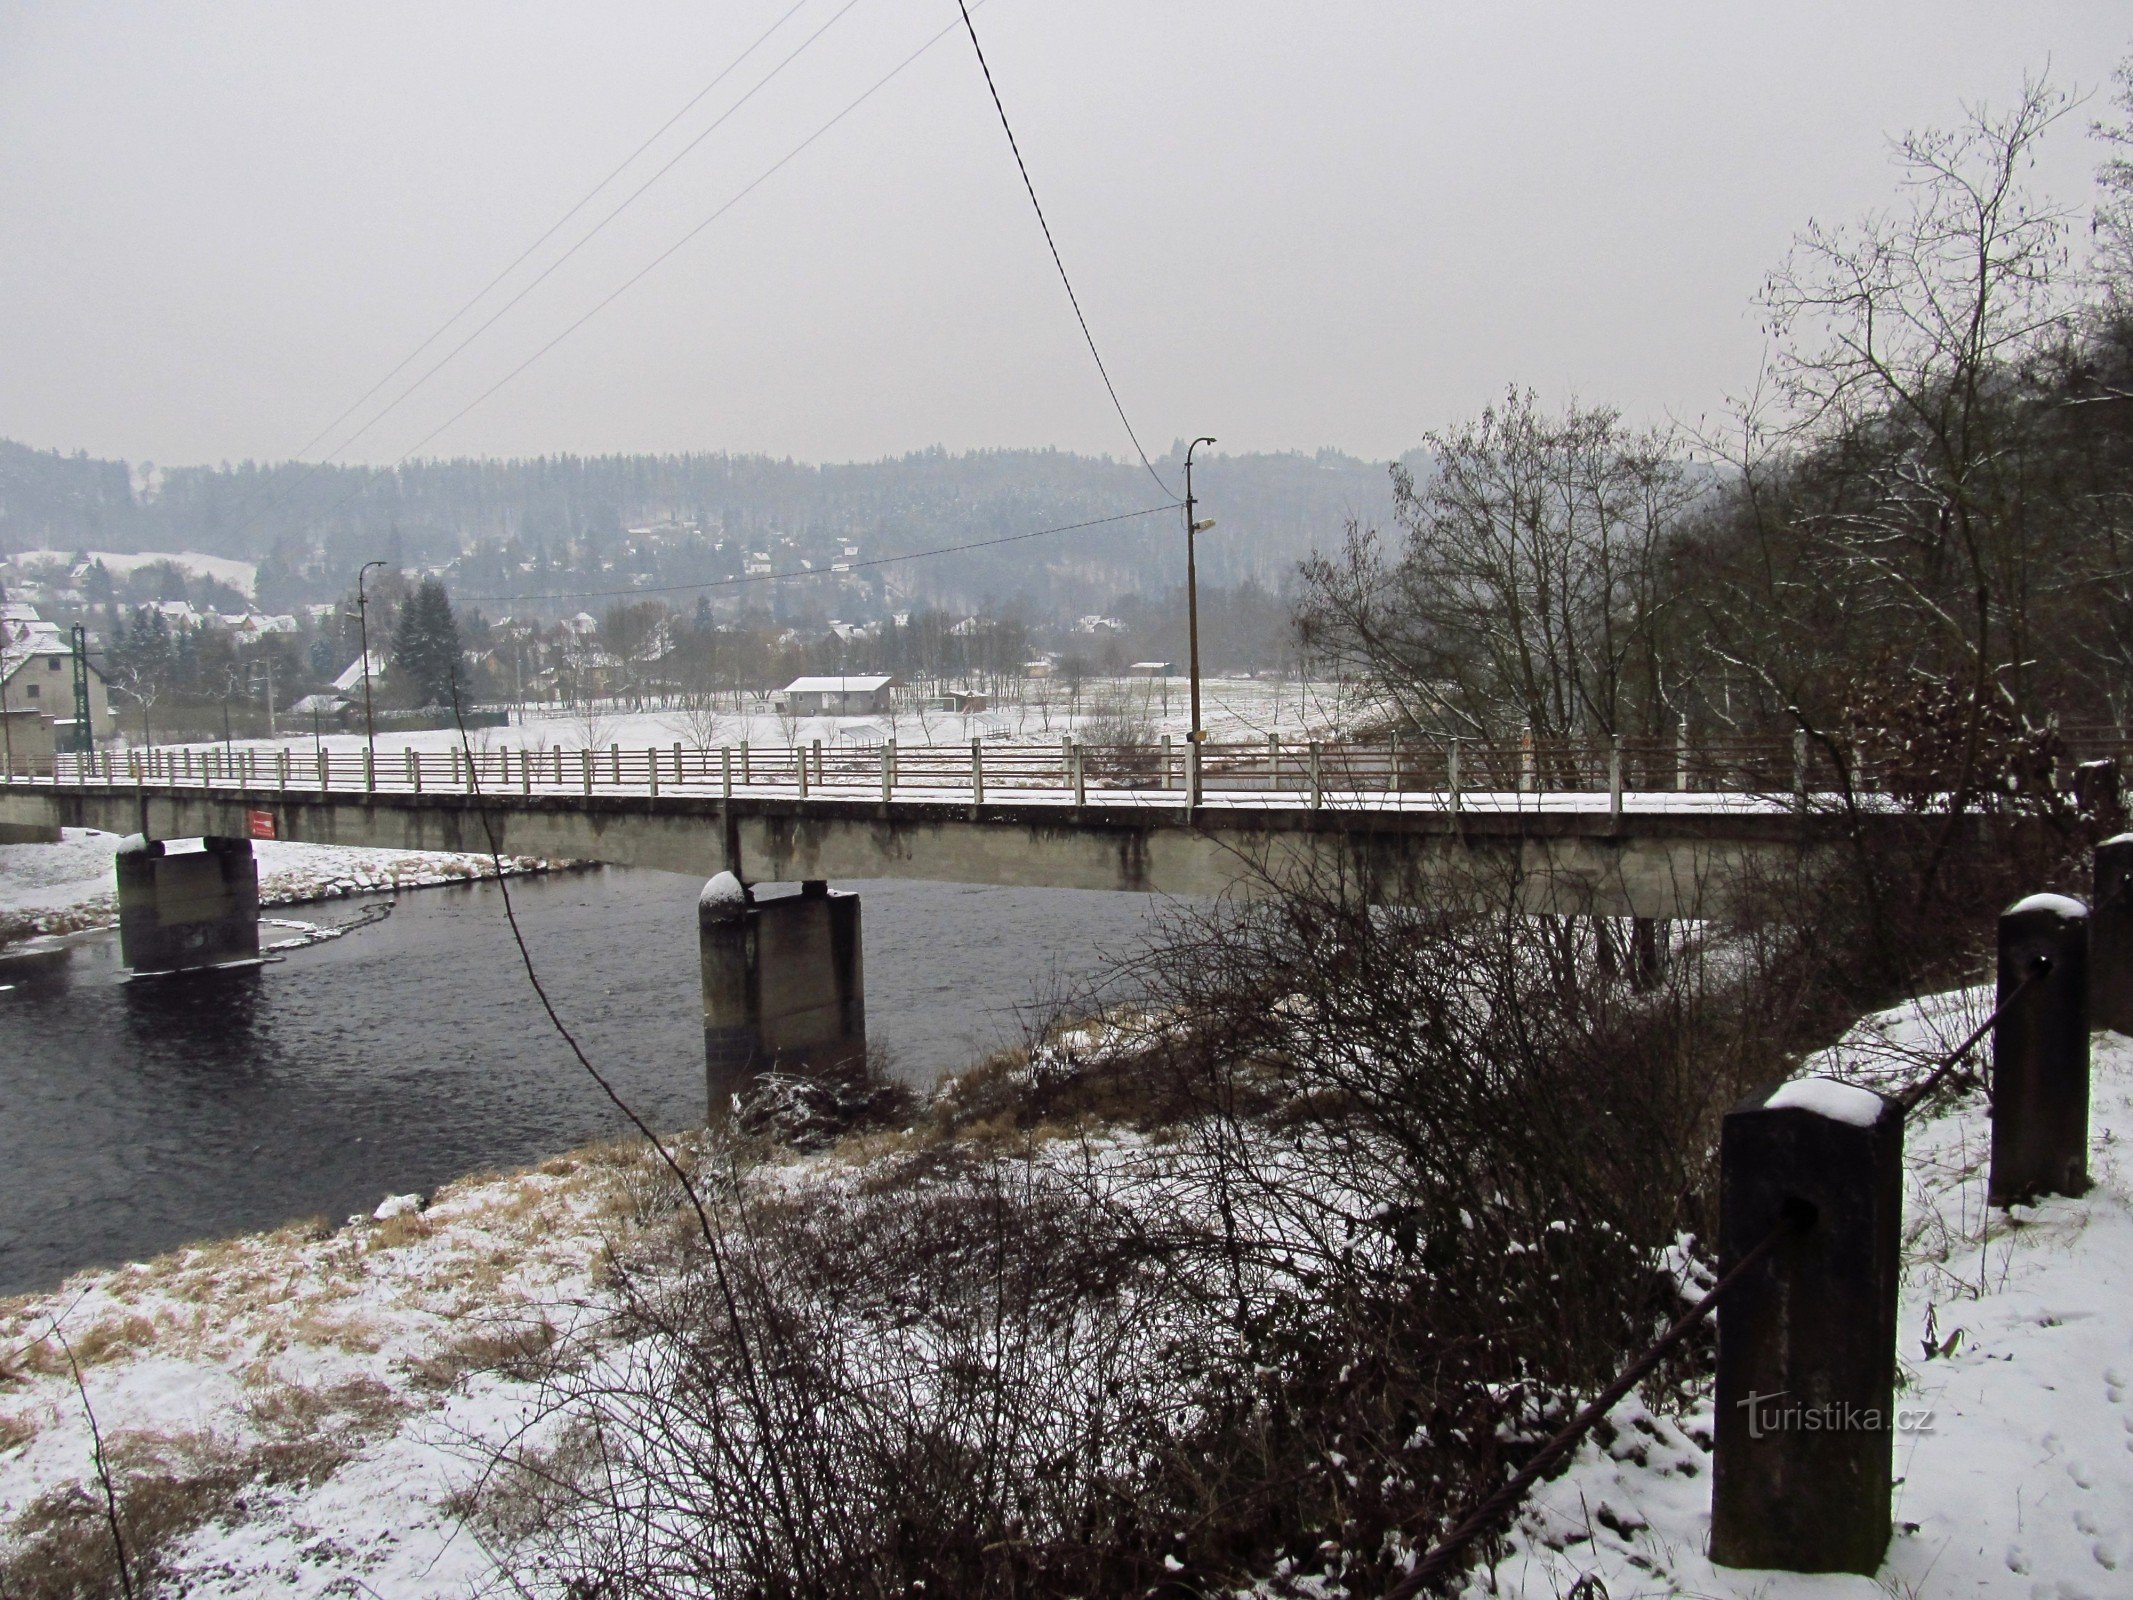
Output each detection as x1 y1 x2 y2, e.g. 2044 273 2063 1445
332 653 387 695
774 674 896 716
1 643 112 743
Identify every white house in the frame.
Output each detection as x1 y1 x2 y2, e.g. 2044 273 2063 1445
773 674 896 717
332 653 387 695
1 642 112 742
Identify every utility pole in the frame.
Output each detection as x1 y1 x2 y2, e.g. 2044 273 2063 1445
70 624 91 752
1184 437 1217 746
352 559 388 763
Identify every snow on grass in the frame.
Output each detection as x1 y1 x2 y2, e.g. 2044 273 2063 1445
5 988 2129 1595
1471 1002 2133 1600
0 827 560 946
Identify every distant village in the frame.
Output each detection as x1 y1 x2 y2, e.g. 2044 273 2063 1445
0 535 1259 755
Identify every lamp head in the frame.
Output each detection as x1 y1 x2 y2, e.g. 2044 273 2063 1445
1191 518 1216 533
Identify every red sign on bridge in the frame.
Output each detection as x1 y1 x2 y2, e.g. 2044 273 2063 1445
246 808 276 841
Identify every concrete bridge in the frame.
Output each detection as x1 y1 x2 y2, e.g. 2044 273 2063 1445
0 737 1921 1101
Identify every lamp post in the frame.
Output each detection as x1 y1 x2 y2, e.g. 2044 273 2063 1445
1184 437 1217 747
352 560 388 762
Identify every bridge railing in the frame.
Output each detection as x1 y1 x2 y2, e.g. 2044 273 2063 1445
9 726 2133 810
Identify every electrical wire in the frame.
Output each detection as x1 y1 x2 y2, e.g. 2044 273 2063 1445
286 0 820 470
453 503 1171 607
952 0 1178 503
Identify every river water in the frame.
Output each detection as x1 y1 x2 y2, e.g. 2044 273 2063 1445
0 871 1166 1295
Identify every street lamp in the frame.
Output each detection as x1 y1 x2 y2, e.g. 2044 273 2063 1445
350 559 389 761
1184 437 1218 747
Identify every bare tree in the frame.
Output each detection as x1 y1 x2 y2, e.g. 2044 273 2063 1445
1299 390 1695 746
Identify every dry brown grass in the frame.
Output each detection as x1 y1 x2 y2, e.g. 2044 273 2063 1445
403 1315 560 1393
0 1410 36 1456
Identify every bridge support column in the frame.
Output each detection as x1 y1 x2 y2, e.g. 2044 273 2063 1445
699 874 867 1103
115 836 260 974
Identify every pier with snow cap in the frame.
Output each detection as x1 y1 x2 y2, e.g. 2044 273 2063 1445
113 832 262 975
698 871 866 1096
1712 1074 1904 1575
1991 891 2092 1205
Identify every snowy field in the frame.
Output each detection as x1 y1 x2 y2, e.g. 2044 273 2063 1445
122 675 1375 760
0 994 2128 1594
7 548 259 599
0 827 554 946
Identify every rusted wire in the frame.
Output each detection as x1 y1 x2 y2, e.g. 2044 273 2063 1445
1387 1212 1801 1596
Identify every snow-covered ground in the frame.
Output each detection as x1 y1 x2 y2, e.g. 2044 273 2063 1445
0 827 555 945
7 548 259 599
1478 996 2133 1600
113 675 1372 760
0 993 2128 1594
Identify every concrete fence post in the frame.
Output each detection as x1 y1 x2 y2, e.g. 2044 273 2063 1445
2092 836 2133 1035
1677 712 1691 791
721 746 733 801
1389 729 1402 792
672 743 683 787
648 747 659 798
1268 732 1280 789
408 750 420 793
1186 738 1202 808
610 744 622 785
1309 741 1322 810
1519 723 1535 794
580 748 592 796
970 738 984 807
880 741 893 804
1162 732 1173 791
1712 1076 1902 1575
739 740 750 785
812 739 824 787
316 750 327 790
1794 728 1810 811
277 750 288 789
798 742 810 800
520 748 531 795
1448 737 1462 815
1991 893 2092 1205
1072 740 1086 806
1609 734 1623 825
364 749 375 793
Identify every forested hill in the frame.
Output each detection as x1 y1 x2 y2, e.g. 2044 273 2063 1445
0 439 1406 614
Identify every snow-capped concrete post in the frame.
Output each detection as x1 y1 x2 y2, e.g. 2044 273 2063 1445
115 834 262 974
2092 837 2133 1036
739 739 750 785
1711 1076 1902 1575
698 873 867 1101
1309 741 1322 811
1990 893 2091 1205
1186 737 1203 808
647 748 659 798
1519 724 1535 794
1608 735 1623 825
721 746 733 801
363 748 375 793
2075 758 2123 829
970 738 984 807
1676 713 1690 791
1794 729 1809 812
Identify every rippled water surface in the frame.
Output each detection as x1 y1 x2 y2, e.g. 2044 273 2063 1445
0 869 1163 1293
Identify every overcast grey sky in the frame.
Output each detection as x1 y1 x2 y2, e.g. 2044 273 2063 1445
1 2 2127 470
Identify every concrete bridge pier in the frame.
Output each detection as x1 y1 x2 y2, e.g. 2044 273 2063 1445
115 836 261 974
699 873 867 1103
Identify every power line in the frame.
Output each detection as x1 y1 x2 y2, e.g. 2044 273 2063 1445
952 0 1178 503
368 4 987 472
217 0 865 549
248 5 983 548
318 0 869 467
454 504 1171 608
284 0 820 470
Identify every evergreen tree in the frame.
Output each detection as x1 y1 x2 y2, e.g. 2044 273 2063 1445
391 576 462 707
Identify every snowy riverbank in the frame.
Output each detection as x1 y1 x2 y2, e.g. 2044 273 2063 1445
0 995 2128 1594
0 828 560 947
